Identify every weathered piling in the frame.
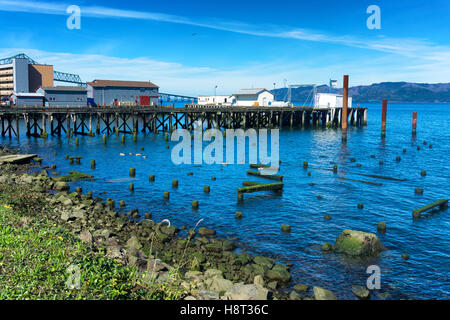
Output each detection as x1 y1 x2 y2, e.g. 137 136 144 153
149 174 155 182
192 200 199 209
129 168 136 178
238 183 284 195
204 185 210 193
121 135 125 144
75 137 79 146
342 75 349 142
90 160 96 169
164 191 170 200
377 222 386 233
281 224 291 233
172 179 178 188
333 164 338 173
413 199 448 218
381 99 387 138
415 187 424 195
421 170 427 177
76 187 82 194
247 170 283 181
129 183 134 192
75 157 81 165
65 154 69 160
235 211 243 219
120 200 126 207
103 134 107 145
412 112 417 135
69 157 74 165
303 161 308 169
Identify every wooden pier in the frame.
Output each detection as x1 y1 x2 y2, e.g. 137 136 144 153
0 105 367 138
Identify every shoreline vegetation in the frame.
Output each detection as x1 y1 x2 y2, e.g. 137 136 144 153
0 146 388 300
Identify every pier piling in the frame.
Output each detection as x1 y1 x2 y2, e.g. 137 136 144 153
412 112 417 135
381 99 388 138
342 75 349 142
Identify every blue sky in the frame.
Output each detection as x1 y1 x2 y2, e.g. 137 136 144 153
0 0 449 95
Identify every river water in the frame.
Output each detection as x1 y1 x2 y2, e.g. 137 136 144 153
1 102 449 299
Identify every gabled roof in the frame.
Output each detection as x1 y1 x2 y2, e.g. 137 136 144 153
233 88 272 96
41 86 87 92
87 79 159 89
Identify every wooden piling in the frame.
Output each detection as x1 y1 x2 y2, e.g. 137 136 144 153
129 168 136 178
149 174 155 182
129 183 134 192
172 179 178 188
412 112 417 135
204 185 210 193
381 99 387 138
342 75 349 142
103 134 107 145
164 191 170 200
91 160 96 169
192 200 199 209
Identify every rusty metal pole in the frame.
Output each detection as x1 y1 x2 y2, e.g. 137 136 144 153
342 75 349 142
381 99 387 138
412 112 417 135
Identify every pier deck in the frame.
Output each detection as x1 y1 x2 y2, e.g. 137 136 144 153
0 105 367 138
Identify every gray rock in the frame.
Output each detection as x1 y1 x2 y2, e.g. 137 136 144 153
126 235 142 250
55 181 70 191
334 229 385 256
289 291 302 300
78 230 93 246
224 283 269 300
313 286 337 300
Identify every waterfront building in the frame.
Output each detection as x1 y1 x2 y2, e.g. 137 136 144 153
314 93 352 109
86 80 159 107
11 92 44 107
198 95 233 106
36 86 87 107
232 88 275 107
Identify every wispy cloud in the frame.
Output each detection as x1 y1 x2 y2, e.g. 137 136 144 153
1 0 450 64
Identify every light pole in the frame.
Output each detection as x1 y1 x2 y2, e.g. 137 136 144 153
214 85 218 104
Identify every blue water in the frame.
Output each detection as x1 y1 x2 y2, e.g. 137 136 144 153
2 103 449 299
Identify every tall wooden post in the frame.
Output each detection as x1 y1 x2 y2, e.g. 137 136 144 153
342 75 349 141
381 99 387 138
412 112 417 135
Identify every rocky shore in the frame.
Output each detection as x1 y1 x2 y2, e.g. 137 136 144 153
0 146 388 300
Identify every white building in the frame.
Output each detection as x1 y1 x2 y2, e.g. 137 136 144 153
314 93 352 109
198 95 232 106
232 88 274 107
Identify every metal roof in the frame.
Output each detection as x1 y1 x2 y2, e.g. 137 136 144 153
12 92 44 97
233 88 271 96
41 86 87 92
87 79 159 89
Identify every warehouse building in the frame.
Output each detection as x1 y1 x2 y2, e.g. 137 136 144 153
36 86 87 107
11 92 44 107
86 79 159 106
232 88 274 107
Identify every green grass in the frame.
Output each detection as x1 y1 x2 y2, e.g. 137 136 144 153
0 183 184 300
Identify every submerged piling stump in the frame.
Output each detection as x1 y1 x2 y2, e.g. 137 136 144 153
129 168 136 178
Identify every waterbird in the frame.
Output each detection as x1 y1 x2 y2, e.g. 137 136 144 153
119 153 125 156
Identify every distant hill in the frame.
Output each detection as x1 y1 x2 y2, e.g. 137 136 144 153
271 82 450 103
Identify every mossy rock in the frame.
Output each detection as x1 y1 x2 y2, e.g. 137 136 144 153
191 252 206 264
334 229 385 256
205 243 222 253
236 253 251 266
253 256 275 269
265 264 291 283
54 171 94 182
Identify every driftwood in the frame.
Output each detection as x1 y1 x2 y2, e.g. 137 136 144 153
246 170 283 181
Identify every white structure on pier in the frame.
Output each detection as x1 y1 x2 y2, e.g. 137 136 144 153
198 95 232 106
314 93 352 109
232 88 275 107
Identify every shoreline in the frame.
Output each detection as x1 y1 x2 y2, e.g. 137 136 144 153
0 146 398 300
0 146 306 300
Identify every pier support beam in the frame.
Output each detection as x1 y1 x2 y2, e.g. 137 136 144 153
381 99 388 138
342 75 349 142
412 112 417 135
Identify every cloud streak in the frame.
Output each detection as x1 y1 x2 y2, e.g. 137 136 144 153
1 0 450 64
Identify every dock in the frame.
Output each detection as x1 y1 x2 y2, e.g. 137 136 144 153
0 105 367 138
0 154 37 164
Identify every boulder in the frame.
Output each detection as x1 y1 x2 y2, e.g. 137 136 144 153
313 286 337 300
208 277 234 294
198 227 216 237
126 235 142 251
333 229 385 256
253 256 275 269
204 269 223 279
253 275 265 287
352 285 370 300
265 264 291 283
224 283 269 300
78 230 93 246
293 284 309 292
54 181 70 191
